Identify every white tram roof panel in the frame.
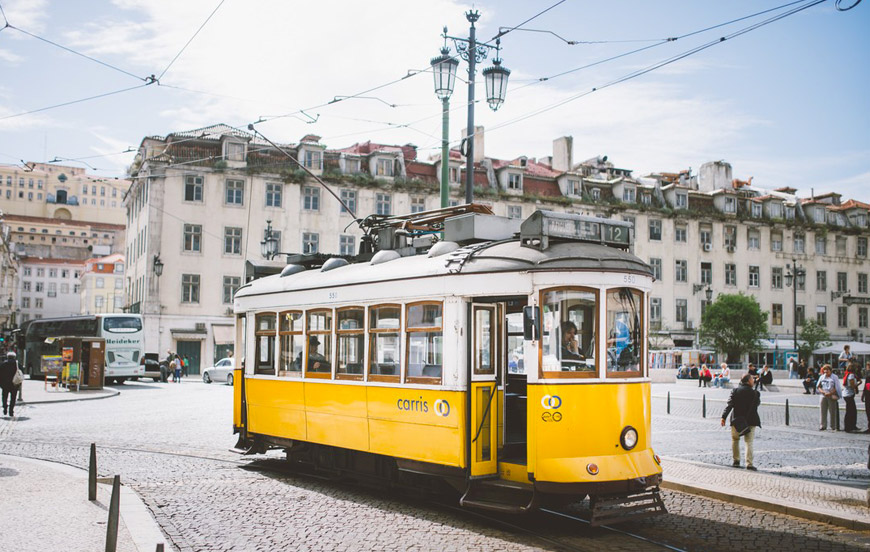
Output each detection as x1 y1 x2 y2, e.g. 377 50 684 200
235 239 651 299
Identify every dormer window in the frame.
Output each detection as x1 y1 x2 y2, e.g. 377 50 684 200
641 193 652 205
813 207 825 223
303 150 322 170
591 188 601 201
567 179 580 196
675 192 687 209
850 213 867 227
751 203 762 218
507 173 522 190
376 158 393 177
724 197 736 214
224 141 245 162
345 158 361 174
623 187 636 202
449 166 460 183
785 206 795 220
769 203 782 218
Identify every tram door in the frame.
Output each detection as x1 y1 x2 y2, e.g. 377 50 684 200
470 304 498 477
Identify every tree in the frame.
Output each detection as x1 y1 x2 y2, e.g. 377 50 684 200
797 319 831 365
699 293 768 364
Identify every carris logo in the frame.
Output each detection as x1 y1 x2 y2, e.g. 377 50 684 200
434 399 451 417
541 395 562 410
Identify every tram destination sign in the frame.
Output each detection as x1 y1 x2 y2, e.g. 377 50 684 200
521 210 632 250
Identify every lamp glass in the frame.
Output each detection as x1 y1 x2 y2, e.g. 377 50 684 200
153 256 163 277
430 52 458 101
797 270 806 287
482 61 510 111
705 287 713 301
785 273 793 287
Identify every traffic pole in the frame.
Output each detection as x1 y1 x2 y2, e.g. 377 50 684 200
105 475 120 552
785 399 790 426
702 394 706 418
89 443 97 501
667 392 670 414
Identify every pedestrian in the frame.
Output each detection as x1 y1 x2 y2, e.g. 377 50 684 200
182 356 190 378
713 363 731 388
746 363 758 381
797 358 808 380
173 354 182 383
842 361 862 433
756 364 773 392
802 366 819 394
721 374 762 470
838 344 853 371
816 364 843 431
0 351 22 417
162 349 173 383
861 363 870 434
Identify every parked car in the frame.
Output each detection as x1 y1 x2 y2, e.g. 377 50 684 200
141 353 165 382
203 358 234 385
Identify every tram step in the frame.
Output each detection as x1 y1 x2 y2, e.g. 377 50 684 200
589 488 667 527
459 480 537 514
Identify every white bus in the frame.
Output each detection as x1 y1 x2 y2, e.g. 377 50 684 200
22 313 145 383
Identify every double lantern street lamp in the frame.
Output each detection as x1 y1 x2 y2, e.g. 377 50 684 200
430 10 510 207
785 260 806 351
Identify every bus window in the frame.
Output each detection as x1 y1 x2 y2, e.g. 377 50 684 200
278 311 303 377
369 305 400 382
102 317 143 332
254 313 276 376
606 288 643 377
541 287 598 378
336 308 365 380
305 309 332 378
406 302 442 384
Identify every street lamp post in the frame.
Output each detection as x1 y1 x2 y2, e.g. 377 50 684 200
785 259 806 354
434 10 511 205
430 35 458 209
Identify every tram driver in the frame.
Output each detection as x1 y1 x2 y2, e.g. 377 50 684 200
560 321 586 370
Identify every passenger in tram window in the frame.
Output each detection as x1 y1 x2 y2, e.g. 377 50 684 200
305 336 329 372
560 321 585 370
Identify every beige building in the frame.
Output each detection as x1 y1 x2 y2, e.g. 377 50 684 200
80 253 126 315
126 124 870 372
17 257 83 322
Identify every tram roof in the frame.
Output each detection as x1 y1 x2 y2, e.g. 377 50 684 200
235 240 651 299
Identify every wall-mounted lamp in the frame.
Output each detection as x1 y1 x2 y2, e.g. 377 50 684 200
692 284 713 301
153 254 164 277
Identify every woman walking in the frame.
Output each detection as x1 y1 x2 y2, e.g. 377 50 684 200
1 351 22 417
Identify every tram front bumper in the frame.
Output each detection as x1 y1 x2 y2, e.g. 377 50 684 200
534 448 661 488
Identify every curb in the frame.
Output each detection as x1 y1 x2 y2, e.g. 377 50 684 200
661 479 870 532
19 386 121 405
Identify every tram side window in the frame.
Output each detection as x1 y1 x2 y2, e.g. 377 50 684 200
606 288 643 377
336 307 365 379
278 311 303 377
541 288 597 376
406 302 443 383
254 313 276 375
306 309 332 377
369 305 401 382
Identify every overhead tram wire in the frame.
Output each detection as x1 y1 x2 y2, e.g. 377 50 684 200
156 0 226 81
491 0 568 41
0 83 153 122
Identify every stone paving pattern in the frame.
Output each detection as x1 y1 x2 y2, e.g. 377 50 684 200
0 380 869 551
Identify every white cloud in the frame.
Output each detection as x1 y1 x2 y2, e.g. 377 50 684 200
1 0 49 33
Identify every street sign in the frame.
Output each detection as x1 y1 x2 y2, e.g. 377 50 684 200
843 296 870 306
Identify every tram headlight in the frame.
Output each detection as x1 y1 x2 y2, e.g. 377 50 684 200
620 426 638 451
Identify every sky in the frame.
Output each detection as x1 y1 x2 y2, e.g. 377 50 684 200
0 0 867 202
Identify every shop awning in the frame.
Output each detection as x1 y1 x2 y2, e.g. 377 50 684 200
212 325 234 345
170 328 206 341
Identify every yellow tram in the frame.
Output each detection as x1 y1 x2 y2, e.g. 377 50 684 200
232 207 665 525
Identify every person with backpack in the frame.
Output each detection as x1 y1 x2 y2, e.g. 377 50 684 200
0 351 22 417
721 374 762 470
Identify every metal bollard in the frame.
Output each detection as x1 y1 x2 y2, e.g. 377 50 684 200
89 443 97 501
785 399 790 426
105 475 120 552
155 544 165 552
667 392 670 414
702 394 706 418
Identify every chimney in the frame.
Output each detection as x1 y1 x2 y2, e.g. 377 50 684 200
461 126 485 163
552 136 573 172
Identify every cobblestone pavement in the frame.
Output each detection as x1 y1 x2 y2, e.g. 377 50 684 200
1 380 869 551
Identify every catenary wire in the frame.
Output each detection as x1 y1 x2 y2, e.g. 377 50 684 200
156 0 226 81
0 83 153 122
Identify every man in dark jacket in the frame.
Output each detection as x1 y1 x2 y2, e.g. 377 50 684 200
0 350 21 417
721 374 762 470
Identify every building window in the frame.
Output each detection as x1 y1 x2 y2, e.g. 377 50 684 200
507 173 522 190
816 305 827 326
748 229 760 250
591 188 601 201
49 268 57 278
93 296 103 310
22 281 31 292
772 304 783 326
858 237 868 258
22 297 30 308
303 186 320 211
771 231 782 252
410 196 426 214
813 207 825 223
339 235 355 256
785 206 795 219
183 224 202 252
859 273 868 294
114 278 122 289
815 235 826 255
35 298 43 309
449 166 460 183
223 276 241 304
303 150 322 170
675 260 687 283
649 219 662 241
650 258 662 281
96 277 104 289
751 203 762 218
748 266 760 288
302 232 319 254
61 283 68 293
838 306 848 328
185 175 203 202
623 187 636 202
507 205 522 219
376 193 391 216
794 233 805 254
376 158 393 177
181 274 200 303
769 203 782 218
700 262 712 285
724 225 737 248
675 299 687 323
837 272 847 293
340 189 357 214
224 227 242 255
724 197 736 213
650 298 661 322
700 224 712 246
567 179 581 196
265 182 283 208
675 224 687 243
859 307 868 328
835 236 847 256
675 192 687 209
641 193 652 205
225 141 245 161
817 270 827 291
225 179 244 205
36 282 44 292
796 305 805 326
23 267 31 277
772 267 783 289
